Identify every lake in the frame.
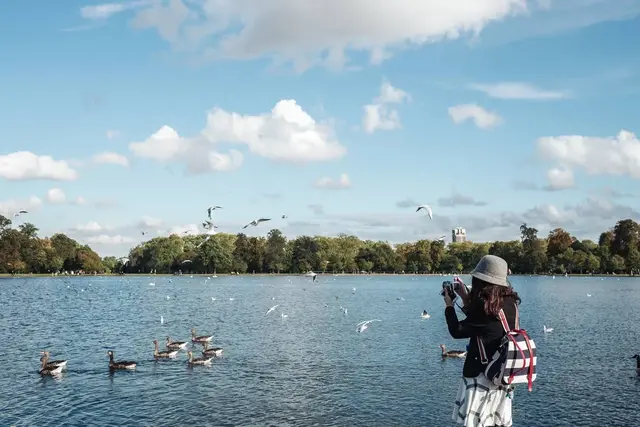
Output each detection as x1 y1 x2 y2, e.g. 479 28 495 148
0 275 638 426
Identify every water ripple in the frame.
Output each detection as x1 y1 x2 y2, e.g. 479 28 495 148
0 275 638 425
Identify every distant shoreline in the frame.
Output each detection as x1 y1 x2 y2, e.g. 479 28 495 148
0 273 632 278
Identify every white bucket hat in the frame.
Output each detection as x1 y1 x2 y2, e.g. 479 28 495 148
470 255 509 287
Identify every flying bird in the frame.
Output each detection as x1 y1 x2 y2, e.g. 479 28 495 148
242 218 271 229
202 220 218 230
356 319 381 333
282 215 287 219
416 205 433 219
141 231 147 236
266 304 279 315
207 206 222 219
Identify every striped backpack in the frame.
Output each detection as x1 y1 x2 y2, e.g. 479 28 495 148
476 305 537 391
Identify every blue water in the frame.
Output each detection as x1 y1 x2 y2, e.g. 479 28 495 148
0 275 638 426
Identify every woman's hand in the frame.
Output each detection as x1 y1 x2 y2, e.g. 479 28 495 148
454 276 470 308
443 290 454 308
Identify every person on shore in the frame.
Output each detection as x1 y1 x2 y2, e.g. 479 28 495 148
443 255 520 427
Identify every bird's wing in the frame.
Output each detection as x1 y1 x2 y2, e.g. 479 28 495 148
242 224 249 229
258 218 271 222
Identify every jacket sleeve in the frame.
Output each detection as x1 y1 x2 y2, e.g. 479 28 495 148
445 306 492 339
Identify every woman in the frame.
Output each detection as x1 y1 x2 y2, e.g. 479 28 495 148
443 254 521 427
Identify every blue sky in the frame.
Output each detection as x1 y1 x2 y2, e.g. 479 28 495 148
2 0 640 256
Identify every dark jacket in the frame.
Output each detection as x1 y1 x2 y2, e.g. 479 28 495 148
444 296 518 378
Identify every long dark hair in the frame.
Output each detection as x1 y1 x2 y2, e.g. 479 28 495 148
470 277 521 317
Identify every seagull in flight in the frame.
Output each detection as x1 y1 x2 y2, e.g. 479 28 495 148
243 218 271 229
356 319 381 333
266 304 279 315
202 220 218 230
282 215 288 219
207 206 222 219
416 205 433 220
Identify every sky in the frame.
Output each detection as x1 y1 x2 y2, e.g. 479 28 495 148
2 0 640 257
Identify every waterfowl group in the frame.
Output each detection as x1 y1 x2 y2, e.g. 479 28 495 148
440 344 467 359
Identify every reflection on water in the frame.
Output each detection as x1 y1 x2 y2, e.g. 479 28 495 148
0 275 639 426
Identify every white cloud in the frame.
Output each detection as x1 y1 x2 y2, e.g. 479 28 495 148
448 104 502 129
87 234 135 245
92 152 130 167
165 223 199 236
75 221 105 232
138 216 163 228
0 152 78 181
203 99 346 162
46 188 67 204
363 82 410 133
0 196 43 217
315 173 351 190
106 130 120 140
130 100 345 171
469 82 568 100
538 129 640 179
545 167 574 191
81 1 154 20
123 0 529 70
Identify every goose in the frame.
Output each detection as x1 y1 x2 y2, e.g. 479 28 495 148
187 351 213 365
421 310 431 319
39 352 63 376
166 337 188 350
153 340 179 359
191 329 213 344
632 355 640 376
107 350 137 370
39 351 67 370
202 341 223 357
440 344 467 358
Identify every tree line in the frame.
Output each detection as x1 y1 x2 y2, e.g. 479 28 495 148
2 213 640 275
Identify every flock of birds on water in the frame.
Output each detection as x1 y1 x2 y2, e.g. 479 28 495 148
38 328 225 375
35 274 640 377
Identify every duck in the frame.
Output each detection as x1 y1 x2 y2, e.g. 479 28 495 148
166 336 188 350
107 350 137 370
202 341 223 357
153 340 179 359
39 351 67 370
440 344 467 358
421 310 431 319
39 352 63 376
187 351 213 366
191 328 213 344
632 355 640 375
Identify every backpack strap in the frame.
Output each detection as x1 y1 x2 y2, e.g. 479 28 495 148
476 336 488 364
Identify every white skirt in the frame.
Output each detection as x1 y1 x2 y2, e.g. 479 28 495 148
452 374 513 427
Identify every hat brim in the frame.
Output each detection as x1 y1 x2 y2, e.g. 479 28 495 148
470 270 508 287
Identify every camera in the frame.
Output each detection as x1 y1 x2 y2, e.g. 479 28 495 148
440 281 457 300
